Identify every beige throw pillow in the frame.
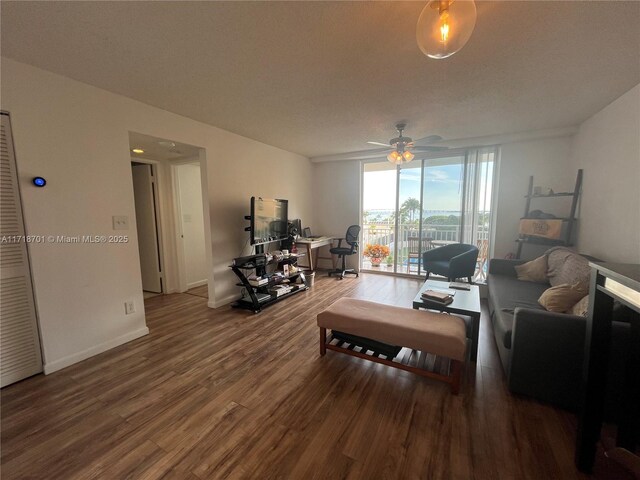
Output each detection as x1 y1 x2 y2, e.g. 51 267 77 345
570 295 590 317
545 247 591 287
515 255 548 283
539 282 589 313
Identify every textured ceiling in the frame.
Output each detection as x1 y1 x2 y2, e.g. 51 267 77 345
2 1 639 158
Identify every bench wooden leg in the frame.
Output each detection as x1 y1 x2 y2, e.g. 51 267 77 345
319 327 326 356
450 360 463 394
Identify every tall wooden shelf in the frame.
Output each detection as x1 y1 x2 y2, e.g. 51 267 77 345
515 169 583 259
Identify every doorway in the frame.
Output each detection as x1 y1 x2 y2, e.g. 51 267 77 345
128 132 211 299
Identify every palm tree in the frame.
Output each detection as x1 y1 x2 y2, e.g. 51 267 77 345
400 197 421 223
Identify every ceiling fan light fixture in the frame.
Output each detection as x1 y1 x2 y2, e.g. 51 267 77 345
387 151 400 164
417 0 477 59
387 149 414 165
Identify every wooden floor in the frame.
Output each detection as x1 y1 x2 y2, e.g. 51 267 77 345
186 285 209 299
0 274 626 479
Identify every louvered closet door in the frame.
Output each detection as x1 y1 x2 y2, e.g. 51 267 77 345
0 113 43 387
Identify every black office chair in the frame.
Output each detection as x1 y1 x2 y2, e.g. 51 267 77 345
329 225 361 280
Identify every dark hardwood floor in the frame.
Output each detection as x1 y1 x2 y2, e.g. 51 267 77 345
0 274 627 479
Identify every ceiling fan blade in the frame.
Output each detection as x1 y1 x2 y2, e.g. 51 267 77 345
413 135 443 146
412 146 449 152
367 141 392 147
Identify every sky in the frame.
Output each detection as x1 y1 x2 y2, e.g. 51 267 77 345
363 160 493 212
364 164 463 211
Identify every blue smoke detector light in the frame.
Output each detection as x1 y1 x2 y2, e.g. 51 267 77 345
33 177 46 187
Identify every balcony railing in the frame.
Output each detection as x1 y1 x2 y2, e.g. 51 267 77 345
361 221 489 280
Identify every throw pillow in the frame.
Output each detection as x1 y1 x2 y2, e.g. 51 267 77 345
538 282 589 313
515 255 548 283
570 295 590 317
545 247 591 287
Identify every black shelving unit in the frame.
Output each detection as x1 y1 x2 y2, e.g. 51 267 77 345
230 254 308 313
515 169 583 259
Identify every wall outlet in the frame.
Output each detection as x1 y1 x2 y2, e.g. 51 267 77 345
125 301 135 315
113 215 129 230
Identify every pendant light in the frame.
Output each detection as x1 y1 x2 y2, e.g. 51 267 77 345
387 149 415 165
417 0 477 59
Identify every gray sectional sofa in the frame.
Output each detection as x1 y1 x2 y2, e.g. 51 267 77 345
487 248 631 410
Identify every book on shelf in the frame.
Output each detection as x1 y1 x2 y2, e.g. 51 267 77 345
248 277 268 287
449 281 471 291
269 285 294 297
421 290 454 305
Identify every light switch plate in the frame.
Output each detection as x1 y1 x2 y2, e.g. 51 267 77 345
113 215 129 230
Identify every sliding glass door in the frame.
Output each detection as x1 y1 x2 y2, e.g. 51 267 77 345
419 155 465 274
361 148 497 281
361 162 397 271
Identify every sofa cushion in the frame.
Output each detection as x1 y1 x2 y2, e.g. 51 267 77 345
538 282 589 312
546 247 591 287
488 273 549 348
515 255 548 283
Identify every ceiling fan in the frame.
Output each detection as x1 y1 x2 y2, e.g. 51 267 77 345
367 123 446 165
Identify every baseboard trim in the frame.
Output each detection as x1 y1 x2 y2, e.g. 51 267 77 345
208 293 237 309
187 279 208 289
43 326 150 375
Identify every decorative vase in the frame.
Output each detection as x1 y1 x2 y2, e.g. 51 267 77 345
370 257 382 267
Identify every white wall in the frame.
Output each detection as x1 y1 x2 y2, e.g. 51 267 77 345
493 136 574 259
1 58 313 373
312 160 361 270
176 163 208 288
570 84 640 263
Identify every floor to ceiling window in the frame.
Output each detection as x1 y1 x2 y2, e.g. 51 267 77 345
361 147 497 282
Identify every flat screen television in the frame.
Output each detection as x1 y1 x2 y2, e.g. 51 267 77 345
250 197 288 245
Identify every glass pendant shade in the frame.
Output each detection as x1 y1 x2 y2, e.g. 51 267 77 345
387 150 415 165
417 0 477 59
387 151 402 164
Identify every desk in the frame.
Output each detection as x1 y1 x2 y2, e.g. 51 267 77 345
295 237 334 271
575 262 640 472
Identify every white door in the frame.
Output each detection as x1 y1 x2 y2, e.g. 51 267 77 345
132 164 163 293
175 163 208 291
0 113 43 387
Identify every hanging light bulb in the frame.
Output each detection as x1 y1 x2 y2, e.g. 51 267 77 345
417 0 477 59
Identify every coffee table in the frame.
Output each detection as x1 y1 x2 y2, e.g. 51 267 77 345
412 280 481 362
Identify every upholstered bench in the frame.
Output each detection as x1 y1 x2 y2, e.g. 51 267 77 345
317 297 467 393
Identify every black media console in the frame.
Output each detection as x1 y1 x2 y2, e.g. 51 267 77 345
230 250 308 313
